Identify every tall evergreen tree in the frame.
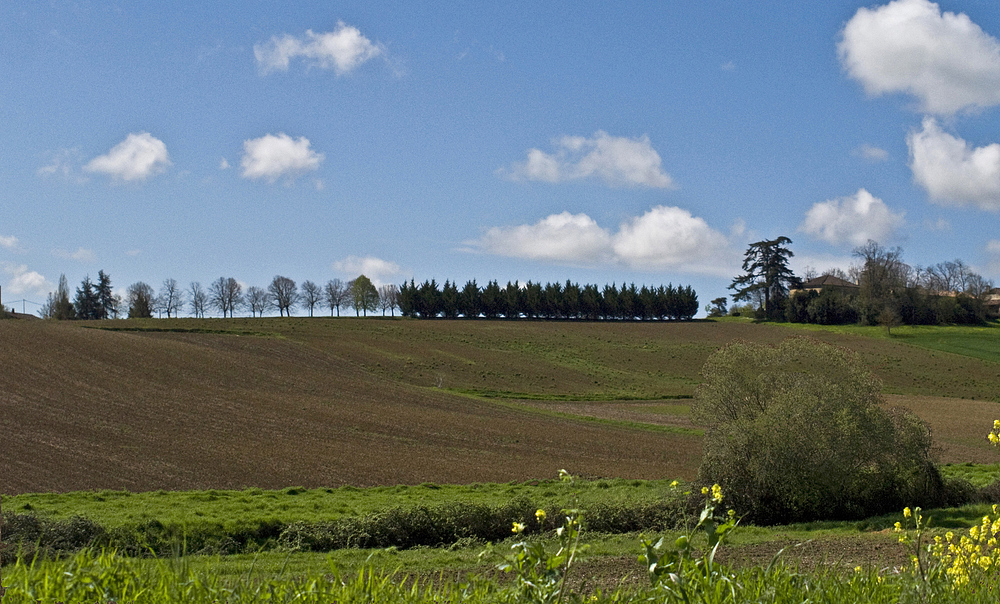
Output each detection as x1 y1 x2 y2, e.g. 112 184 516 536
729 236 800 320
96 270 114 319
74 276 101 320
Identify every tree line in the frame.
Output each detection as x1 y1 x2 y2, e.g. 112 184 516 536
723 237 996 327
398 279 699 321
41 273 390 320
40 273 700 322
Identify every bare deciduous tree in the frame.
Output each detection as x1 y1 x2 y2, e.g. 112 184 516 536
268 275 298 317
325 279 348 316
209 277 243 318
189 282 208 318
379 283 399 316
300 280 322 317
245 285 270 317
159 278 185 318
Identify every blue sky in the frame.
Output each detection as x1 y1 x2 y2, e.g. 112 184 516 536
3 0 1000 315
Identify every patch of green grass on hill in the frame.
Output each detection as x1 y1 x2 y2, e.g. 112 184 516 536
5 479 677 529
940 463 1000 487
778 321 1000 364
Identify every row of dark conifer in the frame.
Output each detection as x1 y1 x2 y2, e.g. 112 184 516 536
397 279 698 321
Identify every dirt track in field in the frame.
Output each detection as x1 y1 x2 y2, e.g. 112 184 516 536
0 321 701 494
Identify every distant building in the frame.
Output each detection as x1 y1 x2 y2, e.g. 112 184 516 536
790 274 859 296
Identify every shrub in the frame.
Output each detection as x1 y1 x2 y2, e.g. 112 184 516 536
693 337 943 524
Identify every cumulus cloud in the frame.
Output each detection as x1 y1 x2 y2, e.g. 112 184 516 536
52 247 97 263
2 262 52 297
908 117 1000 210
466 206 732 275
988 239 1000 254
472 212 614 265
854 144 889 161
84 132 171 181
503 131 674 188
800 188 905 246
612 206 730 271
838 0 1000 114
332 255 403 286
255 22 384 75
241 133 324 182
0 235 18 250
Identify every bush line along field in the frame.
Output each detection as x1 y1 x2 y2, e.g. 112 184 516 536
3 317 1000 495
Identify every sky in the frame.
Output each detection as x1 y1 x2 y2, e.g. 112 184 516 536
3 0 1000 316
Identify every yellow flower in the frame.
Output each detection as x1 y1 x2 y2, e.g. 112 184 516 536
512 522 525 534
894 522 903 532
701 486 709 496
670 480 679 488
854 566 862 573
535 509 546 523
903 507 912 518
711 484 723 503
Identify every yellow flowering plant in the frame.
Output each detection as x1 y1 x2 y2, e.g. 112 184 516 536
896 420 1000 597
497 470 588 604
640 482 739 601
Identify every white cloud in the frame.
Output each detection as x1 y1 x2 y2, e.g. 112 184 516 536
472 212 614 265
838 0 1000 114
612 206 730 271
466 206 733 275
241 133 324 182
219 157 230 170
0 235 18 250
84 132 171 181
52 247 97 263
800 188 905 246
987 239 1000 254
2 262 52 297
854 144 889 161
255 22 383 75
908 117 1000 210
332 255 403 287
503 131 674 188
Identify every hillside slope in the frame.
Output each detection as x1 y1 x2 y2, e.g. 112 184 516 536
0 320 700 494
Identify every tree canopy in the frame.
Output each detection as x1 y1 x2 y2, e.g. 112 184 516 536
729 236 800 320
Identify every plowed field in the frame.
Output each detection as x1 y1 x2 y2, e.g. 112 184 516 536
4 317 1000 495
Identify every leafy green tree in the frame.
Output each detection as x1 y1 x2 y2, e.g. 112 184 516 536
350 275 380 316
706 296 728 318
729 236 801 320
694 337 942 524
126 282 155 319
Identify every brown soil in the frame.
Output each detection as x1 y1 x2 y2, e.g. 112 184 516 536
0 321 701 494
